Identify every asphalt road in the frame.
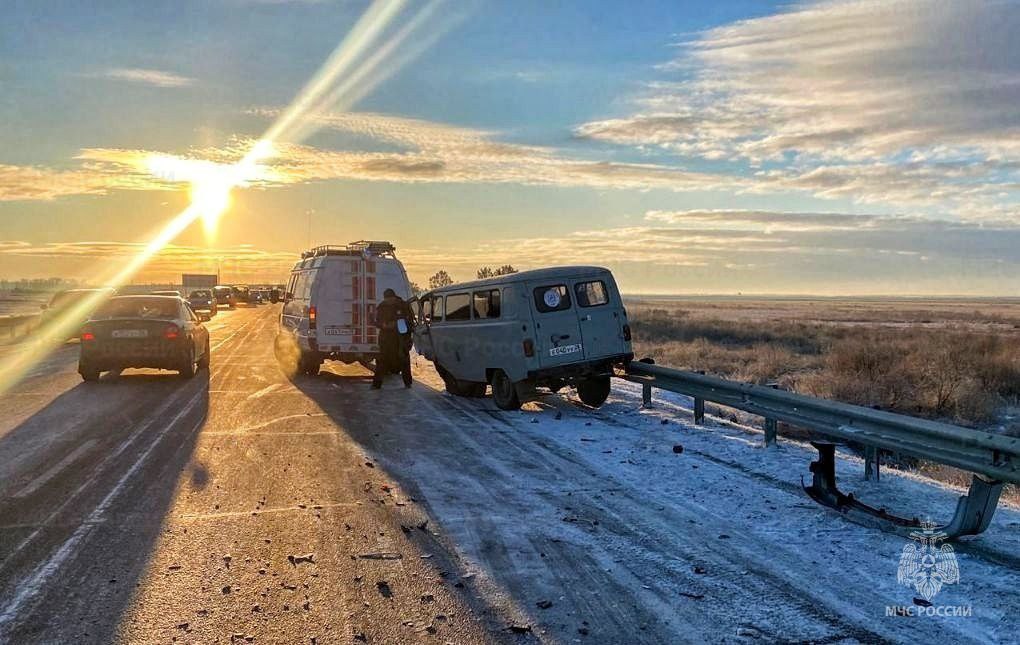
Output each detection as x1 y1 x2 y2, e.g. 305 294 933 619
1 305 1018 644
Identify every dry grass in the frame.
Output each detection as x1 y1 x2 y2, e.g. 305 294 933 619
629 299 1020 429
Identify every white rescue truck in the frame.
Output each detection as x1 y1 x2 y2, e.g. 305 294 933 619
277 241 412 375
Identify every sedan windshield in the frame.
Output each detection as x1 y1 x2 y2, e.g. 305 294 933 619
190 290 212 299
92 297 179 320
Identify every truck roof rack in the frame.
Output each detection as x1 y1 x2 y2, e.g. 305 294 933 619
301 241 397 259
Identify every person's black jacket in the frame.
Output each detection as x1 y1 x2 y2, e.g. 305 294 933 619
374 296 412 334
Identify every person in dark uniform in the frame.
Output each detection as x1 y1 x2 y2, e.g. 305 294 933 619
372 288 413 389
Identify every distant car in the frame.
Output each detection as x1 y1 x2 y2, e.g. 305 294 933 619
252 290 264 305
188 289 218 315
213 285 235 309
78 296 211 381
40 287 116 339
151 290 181 297
231 285 253 306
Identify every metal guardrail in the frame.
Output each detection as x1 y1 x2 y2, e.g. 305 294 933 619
622 361 1019 539
0 313 41 343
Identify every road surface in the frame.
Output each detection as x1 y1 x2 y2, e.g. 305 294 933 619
1 305 1018 643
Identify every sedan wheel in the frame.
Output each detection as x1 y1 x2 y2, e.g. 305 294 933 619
179 346 197 379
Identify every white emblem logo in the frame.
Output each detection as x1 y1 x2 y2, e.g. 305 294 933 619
543 288 561 308
897 520 960 602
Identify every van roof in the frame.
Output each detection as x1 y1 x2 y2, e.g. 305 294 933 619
426 266 611 294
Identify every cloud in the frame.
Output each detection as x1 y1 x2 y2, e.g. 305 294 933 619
252 111 750 192
575 0 1020 212
100 68 195 88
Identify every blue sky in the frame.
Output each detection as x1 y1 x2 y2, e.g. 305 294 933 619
1 0 1018 294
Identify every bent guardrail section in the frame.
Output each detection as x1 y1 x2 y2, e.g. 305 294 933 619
621 361 1020 539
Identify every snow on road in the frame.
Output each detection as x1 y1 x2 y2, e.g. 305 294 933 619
389 362 1020 643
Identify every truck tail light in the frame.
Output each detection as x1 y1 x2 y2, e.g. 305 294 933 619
81 330 95 342
164 324 180 340
622 324 632 341
308 306 317 330
523 338 535 357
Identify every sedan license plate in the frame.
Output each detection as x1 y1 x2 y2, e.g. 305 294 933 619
112 329 148 339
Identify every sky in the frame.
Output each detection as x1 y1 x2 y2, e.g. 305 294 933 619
0 0 1018 295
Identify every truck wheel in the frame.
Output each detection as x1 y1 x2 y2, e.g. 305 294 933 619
577 375 611 407
80 364 100 382
490 370 520 410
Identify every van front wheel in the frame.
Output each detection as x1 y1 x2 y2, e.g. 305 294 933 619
577 375 611 407
490 370 521 410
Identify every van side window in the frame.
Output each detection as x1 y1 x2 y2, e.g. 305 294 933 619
534 285 571 313
421 296 432 322
285 274 298 302
472 289 500 319
432 295 445 321
445 293 471 321
575 280 609 307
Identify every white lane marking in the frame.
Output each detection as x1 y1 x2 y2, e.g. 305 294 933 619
0 395 204 630
232 413 327 433
13 440 97 499
201 430 337 436
246 383 281 400
0 308 270 629
177 501 359 520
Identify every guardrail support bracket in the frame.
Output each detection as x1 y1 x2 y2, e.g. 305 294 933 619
642 383 652 407
764 418 777 447
864 446 880 481
693 397 705 425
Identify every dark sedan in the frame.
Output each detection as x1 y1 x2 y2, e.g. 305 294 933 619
78 296 211 381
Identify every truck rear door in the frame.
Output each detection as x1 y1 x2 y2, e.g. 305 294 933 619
529 282 584 369
572 275 626 360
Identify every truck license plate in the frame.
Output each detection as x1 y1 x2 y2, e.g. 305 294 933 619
549 343 582 357
324 326 354 336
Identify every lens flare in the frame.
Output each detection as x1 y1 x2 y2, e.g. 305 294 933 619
0 0 456 395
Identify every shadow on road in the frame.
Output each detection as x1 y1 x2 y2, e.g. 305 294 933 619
0 366 211 642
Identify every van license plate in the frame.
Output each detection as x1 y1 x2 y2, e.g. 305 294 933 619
324 326 354 336
549 343 582 357
112 329 147 339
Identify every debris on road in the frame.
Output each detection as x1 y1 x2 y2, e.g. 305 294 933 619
357 552 402 560
536 599 553 609
376 581 393 598
288 553 315 566
672 444 684 454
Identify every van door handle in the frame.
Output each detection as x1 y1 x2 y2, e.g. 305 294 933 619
552 334 571 342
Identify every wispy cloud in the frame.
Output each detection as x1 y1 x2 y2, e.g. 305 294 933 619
575 0 1020 215
100 67 195 88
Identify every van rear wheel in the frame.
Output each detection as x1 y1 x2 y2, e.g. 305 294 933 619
490 370 520 410
577 375 611 407
298 352 321 376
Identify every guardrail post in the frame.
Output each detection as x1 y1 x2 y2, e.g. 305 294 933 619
764 418 777 447
642 383 652 407
864 446 880 481
693 397 705 425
